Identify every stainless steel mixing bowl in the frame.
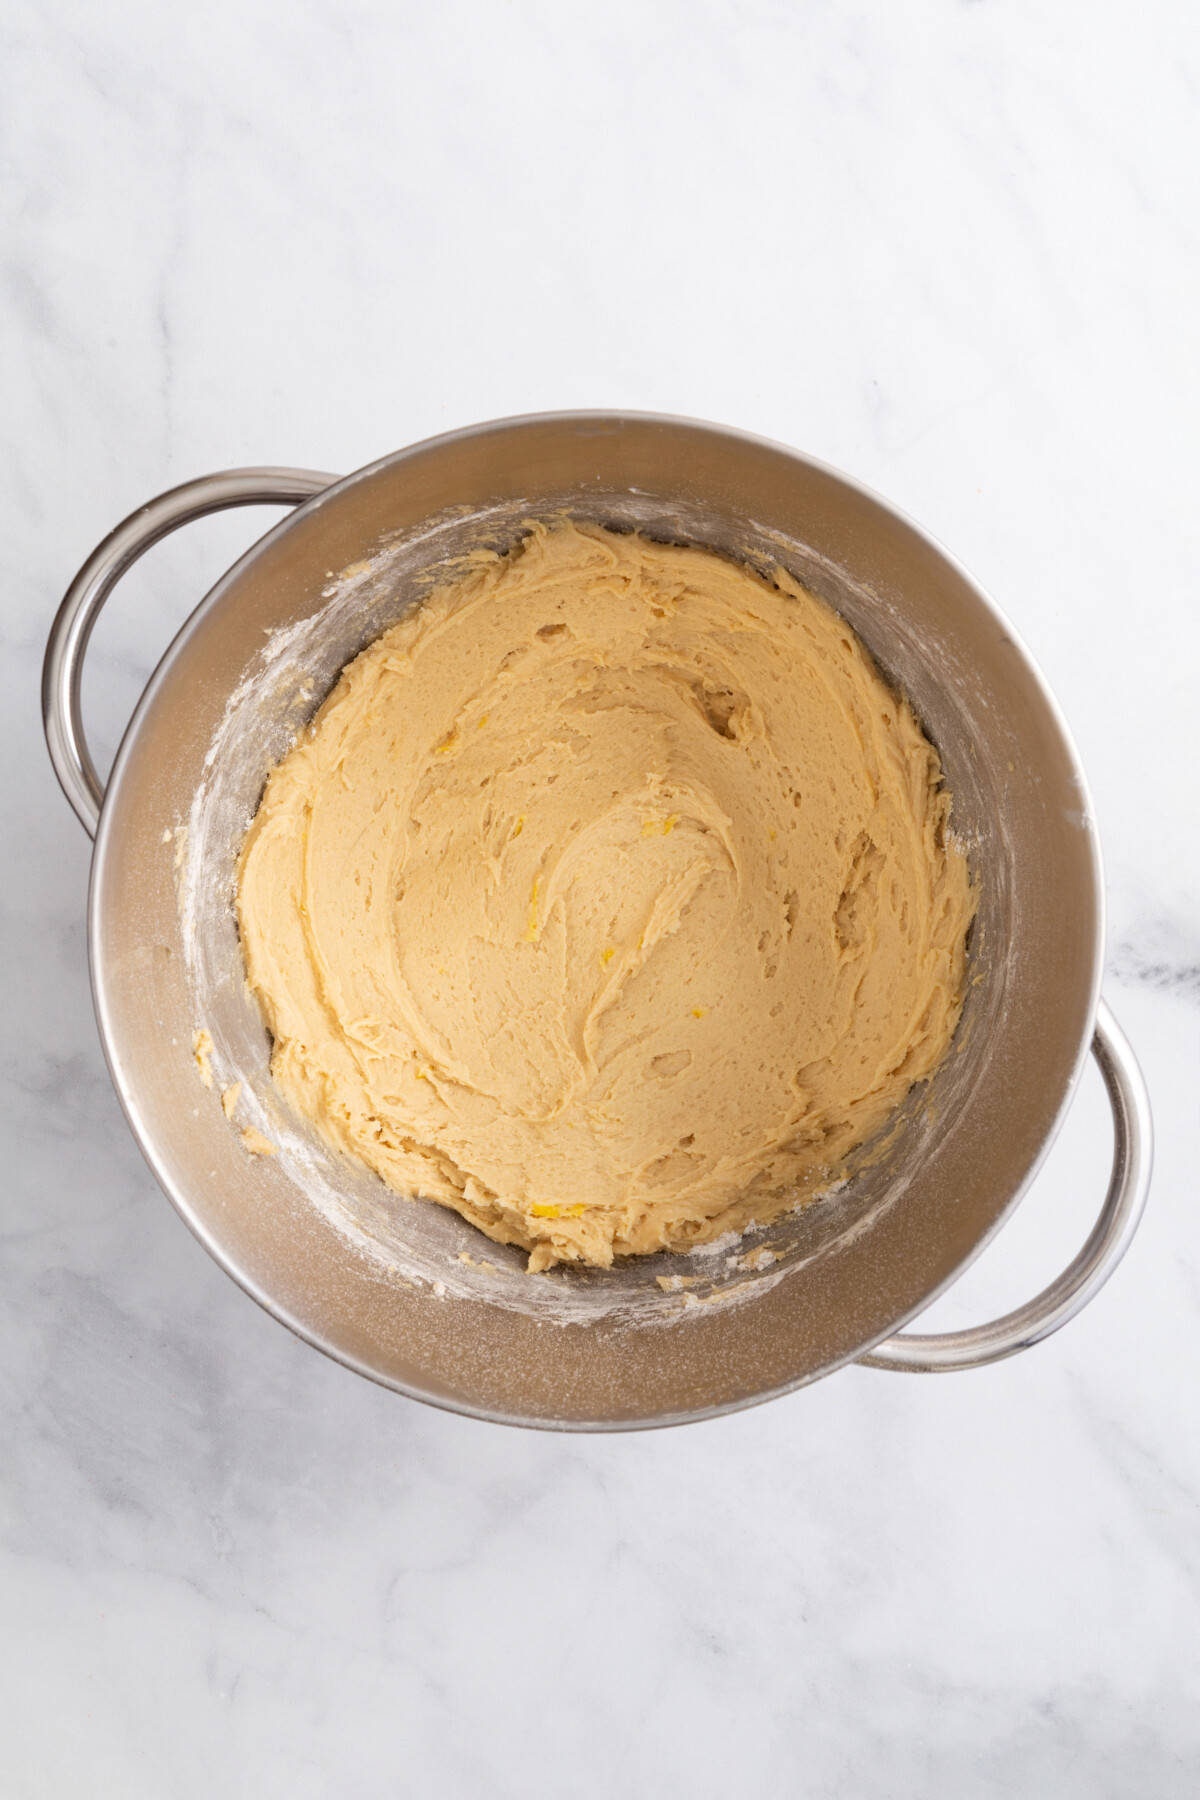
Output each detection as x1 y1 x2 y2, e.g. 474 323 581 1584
43 413 1152 1428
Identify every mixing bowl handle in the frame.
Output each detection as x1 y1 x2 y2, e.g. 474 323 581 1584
858 997 1151 1371
42 468 338 838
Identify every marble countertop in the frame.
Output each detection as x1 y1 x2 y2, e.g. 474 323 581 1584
4 1 1198 1793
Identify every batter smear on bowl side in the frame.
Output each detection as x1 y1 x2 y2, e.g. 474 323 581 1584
237 521 976 1270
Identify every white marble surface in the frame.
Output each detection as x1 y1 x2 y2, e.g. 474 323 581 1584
4 0 1199 1793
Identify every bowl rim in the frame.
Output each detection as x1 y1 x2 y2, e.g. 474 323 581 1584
86 409 1106 1429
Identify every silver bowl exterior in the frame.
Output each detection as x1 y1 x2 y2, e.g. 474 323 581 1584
82 413 1113 1426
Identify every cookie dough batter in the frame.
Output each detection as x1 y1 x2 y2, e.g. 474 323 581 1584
238 522 974 1270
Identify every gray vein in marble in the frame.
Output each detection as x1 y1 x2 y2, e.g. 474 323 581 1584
1110 913 1200 1004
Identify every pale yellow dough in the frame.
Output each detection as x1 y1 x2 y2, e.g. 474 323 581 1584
237 522 975 1270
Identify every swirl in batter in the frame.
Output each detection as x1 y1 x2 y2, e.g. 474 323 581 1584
237 521 975 1270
